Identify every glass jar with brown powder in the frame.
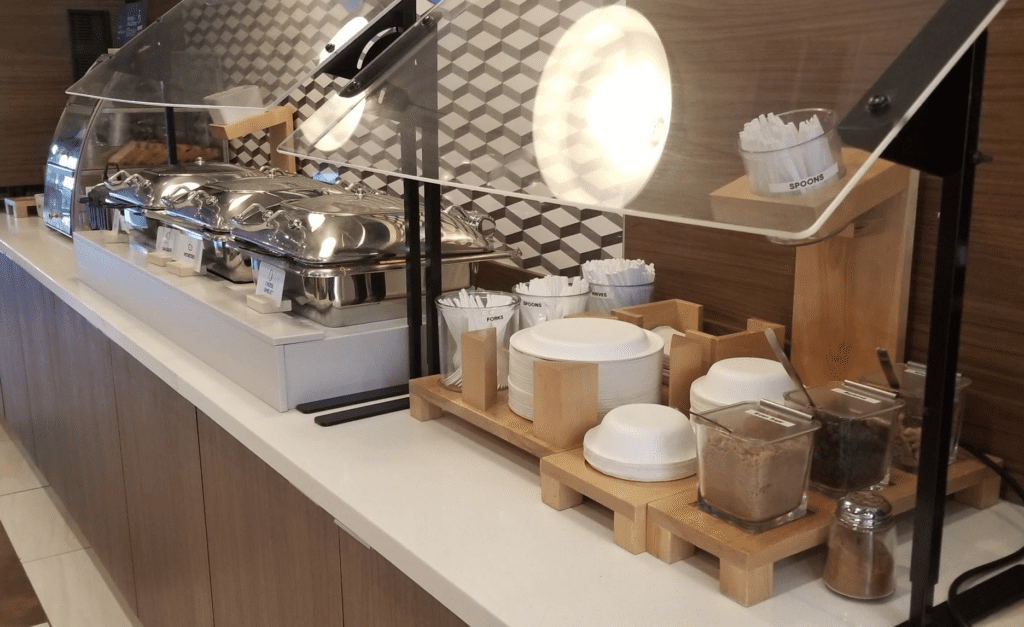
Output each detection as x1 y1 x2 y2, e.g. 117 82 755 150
692 400 819 533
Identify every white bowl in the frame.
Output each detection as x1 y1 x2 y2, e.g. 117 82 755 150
689 357 795 412
583 404 696 481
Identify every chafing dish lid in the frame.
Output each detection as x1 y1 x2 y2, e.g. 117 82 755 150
229 190 494 265
162 175 342 232
103 160 262 209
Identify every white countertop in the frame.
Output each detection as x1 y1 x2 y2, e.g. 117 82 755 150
2 215 1023 627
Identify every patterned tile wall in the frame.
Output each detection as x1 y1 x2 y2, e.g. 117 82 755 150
227 0 625 276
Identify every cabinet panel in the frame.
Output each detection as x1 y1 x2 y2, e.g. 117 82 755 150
0 256 35 455
16 272 63 483
339 531 469 627
52 297 136 610
198 413 343 627
111 343 213 627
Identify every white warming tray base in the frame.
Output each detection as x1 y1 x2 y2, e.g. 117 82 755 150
74 231 409 411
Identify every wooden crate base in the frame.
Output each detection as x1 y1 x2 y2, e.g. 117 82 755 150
4 196 37 218
647 457 1000 607
409 375 572 458
540 448 697 554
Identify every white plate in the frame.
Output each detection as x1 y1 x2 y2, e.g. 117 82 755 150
510 318 663 362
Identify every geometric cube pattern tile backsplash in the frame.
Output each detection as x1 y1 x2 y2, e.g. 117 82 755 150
229 0 625 276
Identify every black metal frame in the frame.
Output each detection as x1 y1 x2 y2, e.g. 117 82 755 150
840 2 997 623
301 0 443 423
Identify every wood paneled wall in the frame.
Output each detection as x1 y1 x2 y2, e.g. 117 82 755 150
627 3 1024 490
0 1 125 187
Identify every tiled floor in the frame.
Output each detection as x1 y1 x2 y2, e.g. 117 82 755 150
0 421 139 627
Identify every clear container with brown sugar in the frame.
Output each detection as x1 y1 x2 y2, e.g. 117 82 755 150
823 491 896 599
859 361 971 472
784 381 903 498
692 400 819 533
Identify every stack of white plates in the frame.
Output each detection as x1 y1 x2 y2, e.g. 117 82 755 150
583 404 697 482
507 318 663 420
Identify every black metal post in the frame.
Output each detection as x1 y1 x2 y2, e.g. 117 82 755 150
421 17 442 376
401 135 423 380
164 106 177 164
906 32 987 627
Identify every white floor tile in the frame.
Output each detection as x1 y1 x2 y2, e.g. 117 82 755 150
0 439 47 496
0 487 87 562
0 420 11 442
23 550 141 627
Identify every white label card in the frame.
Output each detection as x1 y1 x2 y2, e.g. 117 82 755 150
157 227 176 255
174 232 204 272
832 387 881 404
906 367 927 377
745 409 795 428
255 262 286 306
768 162 841 194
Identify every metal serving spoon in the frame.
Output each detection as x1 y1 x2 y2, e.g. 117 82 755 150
763 329 816 409
876 347 902 392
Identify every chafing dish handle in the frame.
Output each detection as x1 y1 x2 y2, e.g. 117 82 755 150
296 383 409 414
314 397 411 427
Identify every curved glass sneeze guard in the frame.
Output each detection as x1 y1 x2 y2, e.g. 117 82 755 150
66 0 404 112
281 0 1004 242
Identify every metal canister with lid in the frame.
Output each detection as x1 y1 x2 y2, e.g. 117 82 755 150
823 492 896 599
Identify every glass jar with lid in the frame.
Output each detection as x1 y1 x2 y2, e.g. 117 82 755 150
784 381 903 498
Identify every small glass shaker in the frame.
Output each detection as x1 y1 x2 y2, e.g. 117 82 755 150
823 492 896 599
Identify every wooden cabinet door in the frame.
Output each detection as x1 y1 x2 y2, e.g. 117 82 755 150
339 531 469 627
0 256 35 456
15 271 64 485
51 297 137 610
111 343 214 627
198 412 344 627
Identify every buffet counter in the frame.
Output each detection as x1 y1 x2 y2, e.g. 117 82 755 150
2 214 1022 627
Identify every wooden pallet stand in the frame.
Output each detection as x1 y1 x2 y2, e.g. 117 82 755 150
4 196 37 218
646 456 1001 607
540 448 697 554
409 328 599 458
614 299 785 413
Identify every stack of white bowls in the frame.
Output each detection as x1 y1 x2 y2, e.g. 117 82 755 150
507 318 663 420
583 404 697 482
689 357 796 417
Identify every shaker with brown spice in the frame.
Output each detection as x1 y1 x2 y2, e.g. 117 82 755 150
823 491 896 599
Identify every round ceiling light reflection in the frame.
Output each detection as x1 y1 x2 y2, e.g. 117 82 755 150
533 6 671 208
299 93 367 153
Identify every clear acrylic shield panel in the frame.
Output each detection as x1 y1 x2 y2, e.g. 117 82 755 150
66 0 405 112
282 0 1004 242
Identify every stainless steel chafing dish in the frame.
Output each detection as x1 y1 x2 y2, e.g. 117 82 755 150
238 245 513 328
227 185 510 327
229 185 495 264
151 173 347 283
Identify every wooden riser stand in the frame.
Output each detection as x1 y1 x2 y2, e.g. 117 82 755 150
409 328 600 458
613 299 786 414
646 456 1001 607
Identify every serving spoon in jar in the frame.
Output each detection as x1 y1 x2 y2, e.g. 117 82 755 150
764 329 816 409
875 347 902 393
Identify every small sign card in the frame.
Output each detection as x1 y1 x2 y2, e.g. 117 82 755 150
173 231 204 273
255 261 286 306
